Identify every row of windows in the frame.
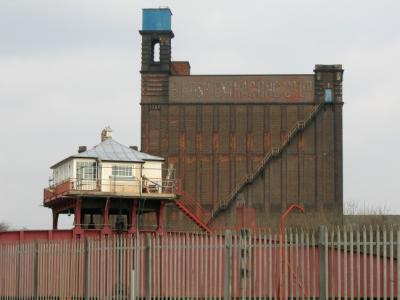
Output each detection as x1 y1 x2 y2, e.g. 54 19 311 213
53 163 72 184
112 166 133 177
69 163 136 180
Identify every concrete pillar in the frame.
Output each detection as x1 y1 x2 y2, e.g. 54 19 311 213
73 198 84 236
52 210 59 230
128 201 138 234
74 198 82 229
156 202 165 234
102 198 112 235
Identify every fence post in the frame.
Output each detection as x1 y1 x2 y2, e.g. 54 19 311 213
145 234 151 300
318 226 327 300
84 238 90 300
240 229 248 300
131 269 136 300
33 241 39 300
16 242 21 298
224 230 232 300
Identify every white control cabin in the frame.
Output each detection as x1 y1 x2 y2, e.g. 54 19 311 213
45 128 174 201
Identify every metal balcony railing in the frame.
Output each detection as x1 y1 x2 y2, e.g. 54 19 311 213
44 176 176 203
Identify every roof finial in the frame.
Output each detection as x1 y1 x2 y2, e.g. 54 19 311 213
101 126 112 142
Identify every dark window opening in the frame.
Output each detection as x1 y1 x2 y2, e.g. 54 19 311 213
152 40 160 63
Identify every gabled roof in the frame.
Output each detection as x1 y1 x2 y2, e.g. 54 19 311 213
51 138 164 169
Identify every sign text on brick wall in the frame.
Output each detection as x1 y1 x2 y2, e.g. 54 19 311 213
169 75 314 103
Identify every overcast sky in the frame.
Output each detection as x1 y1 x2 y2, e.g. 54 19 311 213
1 0 399 229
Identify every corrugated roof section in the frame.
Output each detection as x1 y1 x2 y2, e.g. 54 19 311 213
74 139 164 162
51 139 164 168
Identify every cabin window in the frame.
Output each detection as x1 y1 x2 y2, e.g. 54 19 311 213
112 166 133 178
54 162 73 184
76 162 97 180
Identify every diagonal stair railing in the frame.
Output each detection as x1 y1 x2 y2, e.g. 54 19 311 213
206 102 324 226
174 180 212 233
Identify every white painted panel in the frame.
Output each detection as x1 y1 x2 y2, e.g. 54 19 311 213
100 162 141 193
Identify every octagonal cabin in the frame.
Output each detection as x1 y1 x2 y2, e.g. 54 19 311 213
43 128 177 234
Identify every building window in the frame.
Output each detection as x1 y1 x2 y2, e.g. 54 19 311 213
76 162 97 180
324 88 333 102
112 166 133 178
152 40 160 62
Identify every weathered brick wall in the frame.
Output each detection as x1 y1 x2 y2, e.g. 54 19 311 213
140 28 343 229
141 100 343 229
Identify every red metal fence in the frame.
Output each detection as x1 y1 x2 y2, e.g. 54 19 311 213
0 226 398 299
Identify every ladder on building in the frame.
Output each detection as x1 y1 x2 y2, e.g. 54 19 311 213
206 102 324 226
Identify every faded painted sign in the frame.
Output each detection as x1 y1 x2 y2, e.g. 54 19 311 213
169 75 314 103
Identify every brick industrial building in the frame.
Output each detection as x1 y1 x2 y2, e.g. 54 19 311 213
140 9 344 230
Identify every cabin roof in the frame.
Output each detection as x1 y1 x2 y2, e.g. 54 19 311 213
51 138 164 169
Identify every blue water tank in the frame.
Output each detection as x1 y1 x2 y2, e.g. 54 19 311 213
142 8 172 31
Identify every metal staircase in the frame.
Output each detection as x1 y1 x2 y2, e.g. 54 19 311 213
206 102 324 225
172 102 324 232
174 183 212 233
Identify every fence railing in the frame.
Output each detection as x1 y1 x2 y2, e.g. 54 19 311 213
0 226 399 299
44 177 176 203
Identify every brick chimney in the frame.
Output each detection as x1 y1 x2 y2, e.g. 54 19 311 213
78 146 87 153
